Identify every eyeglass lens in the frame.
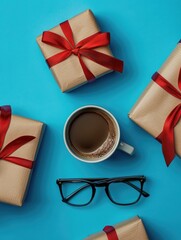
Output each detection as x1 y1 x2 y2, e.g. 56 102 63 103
61 182 93 205
108 180 141 204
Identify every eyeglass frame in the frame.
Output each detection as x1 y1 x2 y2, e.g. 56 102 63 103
56 176 150 207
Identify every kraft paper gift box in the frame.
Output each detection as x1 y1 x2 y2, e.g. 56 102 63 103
0 106 45 206
84 216 149 240
129 40 181 166
36 9 123 92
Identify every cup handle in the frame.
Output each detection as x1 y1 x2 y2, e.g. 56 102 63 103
117 141 134 155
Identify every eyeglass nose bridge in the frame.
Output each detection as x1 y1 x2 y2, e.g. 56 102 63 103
93 181 108 187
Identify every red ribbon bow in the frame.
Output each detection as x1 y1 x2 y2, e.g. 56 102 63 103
103 226 119 240
0 106 36 169
42 21 123 81
152 68 181 166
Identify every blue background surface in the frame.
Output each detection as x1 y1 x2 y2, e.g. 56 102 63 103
0 0 181 239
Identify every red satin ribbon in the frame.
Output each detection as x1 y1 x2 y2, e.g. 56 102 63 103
103 226 119 240
42 21 124 81
0 106 36 169
152 68 181 166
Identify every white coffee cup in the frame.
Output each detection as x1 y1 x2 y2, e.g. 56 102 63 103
64 105 134 163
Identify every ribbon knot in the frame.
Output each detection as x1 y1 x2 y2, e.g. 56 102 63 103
0 106 36 169
42 20 123 81
152 68 181 166
71 48 80 56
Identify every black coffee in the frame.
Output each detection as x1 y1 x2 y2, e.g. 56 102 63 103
68 108 116 159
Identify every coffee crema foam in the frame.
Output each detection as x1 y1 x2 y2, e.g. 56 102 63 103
68 108 117 160
86 132 116 159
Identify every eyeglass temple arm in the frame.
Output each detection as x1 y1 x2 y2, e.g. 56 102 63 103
126 181 150 197
63 184 90 201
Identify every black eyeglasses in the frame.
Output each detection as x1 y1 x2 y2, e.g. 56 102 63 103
56 176 150 206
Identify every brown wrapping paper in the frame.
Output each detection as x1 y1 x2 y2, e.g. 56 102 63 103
85 216 149 240
129 41 181 157
36 9 113 92
0 114 45 206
